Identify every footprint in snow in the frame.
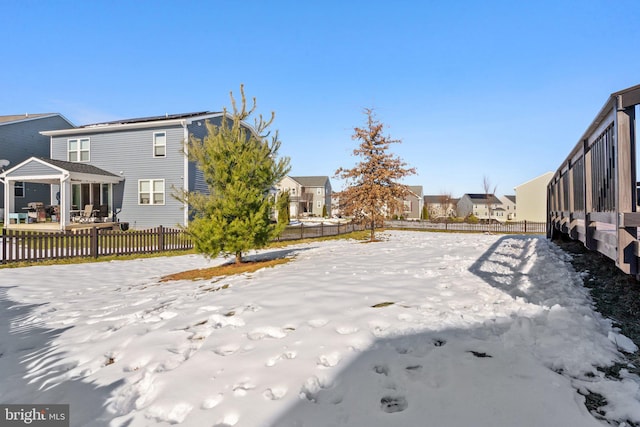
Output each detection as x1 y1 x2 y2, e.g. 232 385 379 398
247 327 287 340
373 365 389 376
317 352 341 368
213 412 239 426
335 325 359 335
213 343 240 356
265 350 297 367
300 375 333 403
233 380 256 396
307 318 329 328
202 393 224 409
380 396 408 413
263 386 288 400
395 346 411 355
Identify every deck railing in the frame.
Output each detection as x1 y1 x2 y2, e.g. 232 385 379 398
547 84 640 276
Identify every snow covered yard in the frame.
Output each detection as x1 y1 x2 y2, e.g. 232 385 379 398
1 230 639 426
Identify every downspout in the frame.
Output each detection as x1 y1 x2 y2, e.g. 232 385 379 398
0 175 6 226
182 120 189 227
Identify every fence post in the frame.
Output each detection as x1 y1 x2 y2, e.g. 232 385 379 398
300 223 304 240
524 220 527 233
1 227 6 264
158 225 164 252
90 226 99 258
321 222 324 237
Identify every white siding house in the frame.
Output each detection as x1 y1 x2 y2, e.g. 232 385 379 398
515 172 553 222
276 176 332 219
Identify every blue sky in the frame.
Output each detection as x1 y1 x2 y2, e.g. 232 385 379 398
2 0 639 196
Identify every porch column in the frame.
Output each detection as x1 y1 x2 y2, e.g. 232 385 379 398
4 179 15 225
60 178 72 228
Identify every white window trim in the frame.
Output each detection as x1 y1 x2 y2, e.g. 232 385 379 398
153 131 167 158
68 138 90 162
138 179 165 205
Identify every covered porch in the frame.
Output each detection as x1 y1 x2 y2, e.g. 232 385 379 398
0 157 123 232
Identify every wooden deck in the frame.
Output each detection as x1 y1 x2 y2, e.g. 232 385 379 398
3 220 119 233
548 84 640 277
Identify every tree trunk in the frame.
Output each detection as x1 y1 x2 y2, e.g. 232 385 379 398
370 220 375 241
235 251 243 264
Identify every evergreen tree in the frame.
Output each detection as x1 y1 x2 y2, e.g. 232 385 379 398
179 85 290 264
335 109 416 241
277 190 291 224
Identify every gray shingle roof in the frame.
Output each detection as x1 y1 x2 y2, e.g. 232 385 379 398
290 176 329 187
465 193 502 204
37 157 119 177
0 113 57 125
424 195 456 203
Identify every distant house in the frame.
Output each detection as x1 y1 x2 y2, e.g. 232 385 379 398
515 172 553 222
399 185 423 219
457 193 503 222
276 176 332 218
424 194 458 219
0 114 74 216
499 195 517 220
1 111 238 230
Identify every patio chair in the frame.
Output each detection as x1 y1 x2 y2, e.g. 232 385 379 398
78 204 94 223
96 204 109 222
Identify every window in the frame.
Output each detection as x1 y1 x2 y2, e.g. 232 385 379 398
139 179 165 205
317 200 321 208
153 132 166 157
316 188 321 195
68 138 90 162
14 181 24 198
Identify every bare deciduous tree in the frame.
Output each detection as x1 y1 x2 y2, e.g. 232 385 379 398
482 175 497 223
335 109 416 241
438 191 454 219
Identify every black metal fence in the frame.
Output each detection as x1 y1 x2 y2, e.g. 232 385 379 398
387 220 546 234
275 221 365 241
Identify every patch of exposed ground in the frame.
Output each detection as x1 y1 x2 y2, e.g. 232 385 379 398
160 258 291 282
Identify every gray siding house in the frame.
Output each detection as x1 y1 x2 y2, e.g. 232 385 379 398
2 112 225 230
0 114 74 215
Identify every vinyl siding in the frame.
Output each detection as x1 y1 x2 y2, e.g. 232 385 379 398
186 116 223 195
6 161 60 177
50 125 187 229
0 115 73 210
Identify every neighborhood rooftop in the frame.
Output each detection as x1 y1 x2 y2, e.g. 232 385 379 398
80 111 219 128
0 113 60 125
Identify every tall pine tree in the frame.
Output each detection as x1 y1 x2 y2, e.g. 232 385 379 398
179 85 290 263
335 109 416 241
